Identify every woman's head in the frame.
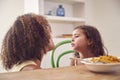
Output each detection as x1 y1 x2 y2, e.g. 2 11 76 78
1 13 54 70
71 25 105 57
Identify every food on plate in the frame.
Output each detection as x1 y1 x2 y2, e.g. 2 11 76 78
91 55 120 64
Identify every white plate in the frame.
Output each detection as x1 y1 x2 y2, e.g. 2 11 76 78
80 58 120 72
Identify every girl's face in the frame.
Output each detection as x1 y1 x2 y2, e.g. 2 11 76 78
71 29 91 53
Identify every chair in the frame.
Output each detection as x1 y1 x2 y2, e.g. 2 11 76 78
50 40 74 68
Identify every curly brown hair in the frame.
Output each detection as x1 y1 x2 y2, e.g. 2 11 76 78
74 25 107 57
1 13 51 70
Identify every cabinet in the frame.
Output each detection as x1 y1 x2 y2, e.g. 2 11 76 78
24 0 86 38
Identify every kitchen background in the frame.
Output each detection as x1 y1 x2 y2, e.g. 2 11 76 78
0 0 120 72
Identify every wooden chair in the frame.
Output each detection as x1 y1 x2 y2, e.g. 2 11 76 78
50 40 74 68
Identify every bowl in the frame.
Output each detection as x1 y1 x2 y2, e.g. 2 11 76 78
80 57 120 72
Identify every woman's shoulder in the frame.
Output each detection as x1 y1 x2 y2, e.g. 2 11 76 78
8 60 39 72
21 63 39 71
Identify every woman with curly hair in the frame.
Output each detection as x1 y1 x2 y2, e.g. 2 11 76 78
1 13 55 72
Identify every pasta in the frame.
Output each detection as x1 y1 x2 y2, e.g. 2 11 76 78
91 55 120 64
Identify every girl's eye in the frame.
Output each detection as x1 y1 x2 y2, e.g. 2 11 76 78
74 35 79 38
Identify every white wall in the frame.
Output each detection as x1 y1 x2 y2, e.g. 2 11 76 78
0 0 24 72
0 0 24 51
24 0 40 14
85 0 120 56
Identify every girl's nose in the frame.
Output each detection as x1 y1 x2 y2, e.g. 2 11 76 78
71 37 74 42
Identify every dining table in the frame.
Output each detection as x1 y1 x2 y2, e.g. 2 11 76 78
0 65 120 80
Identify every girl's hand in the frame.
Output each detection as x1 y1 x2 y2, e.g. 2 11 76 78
70 58 83 66
70 58 75 66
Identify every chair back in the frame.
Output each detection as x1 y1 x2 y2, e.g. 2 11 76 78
50 40 74 68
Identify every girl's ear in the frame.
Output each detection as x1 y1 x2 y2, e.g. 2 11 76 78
87 39 93 45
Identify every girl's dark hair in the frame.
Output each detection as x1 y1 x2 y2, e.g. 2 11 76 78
74 25 106 57
1 13 51 70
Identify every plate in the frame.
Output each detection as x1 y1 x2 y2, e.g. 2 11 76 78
80 57 120 72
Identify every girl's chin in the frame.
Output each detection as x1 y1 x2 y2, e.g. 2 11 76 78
72 47 79 51
72 47 76 50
